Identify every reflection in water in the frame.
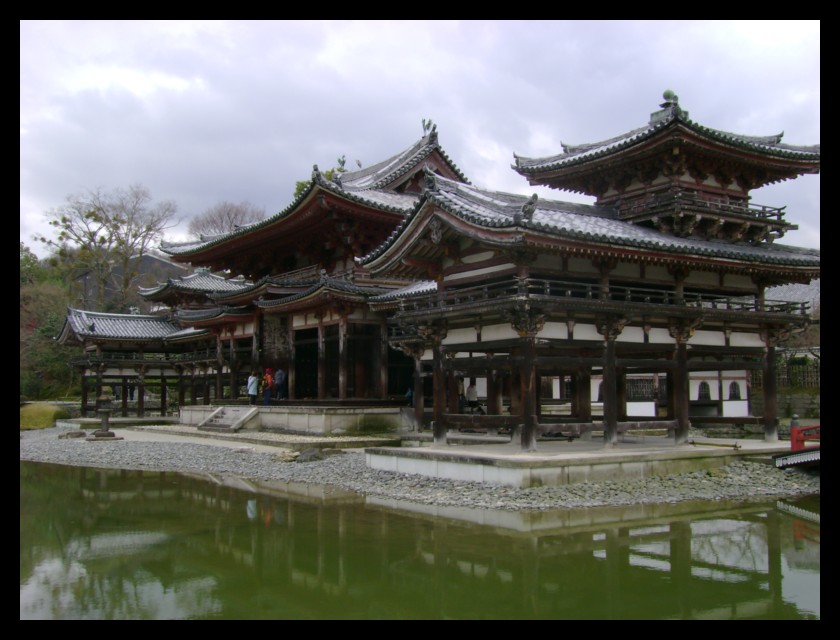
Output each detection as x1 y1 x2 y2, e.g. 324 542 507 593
20 462 819 620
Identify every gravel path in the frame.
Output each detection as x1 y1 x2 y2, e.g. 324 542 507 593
20 426 820 512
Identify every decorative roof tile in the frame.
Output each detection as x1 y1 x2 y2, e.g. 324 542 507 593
62 308 181 341
139 268 252 298
514 93 820 175
161 130 465 259
360 174 820 268
369 280 437 302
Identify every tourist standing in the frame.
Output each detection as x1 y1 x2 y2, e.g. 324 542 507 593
247 370 258 405
263 368 274 406
466 381 479 413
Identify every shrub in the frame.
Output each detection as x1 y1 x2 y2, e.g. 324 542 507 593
20 403 71 430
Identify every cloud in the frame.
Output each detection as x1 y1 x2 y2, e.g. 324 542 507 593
20 20 820 256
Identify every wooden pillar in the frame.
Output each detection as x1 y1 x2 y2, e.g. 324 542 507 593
81 374 90 417
617 367 627 419
412 354 424 427
121 378 129 417
177 369 186 407
429 329 447 445
603 337 619 446
379 318 389 399
447 367 460 414
203 367 210 405
674 343 689 443
338 316 348 400
317 321 326 399
763 343 779 442
215 333 224 401
577 369 592 422
136 368 146 417
160 375 167 416
228 336 239 399
190 368 198 406
288 327 297 401
486 362 501 415
669 322 694 444
519 334 538 451
598 316 625 446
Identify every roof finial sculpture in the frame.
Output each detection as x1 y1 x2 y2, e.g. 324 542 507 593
661 89 679 108
422 118 438 143
312 164 321 180
650 89 688 124
423 168 438 192
521 193 538 222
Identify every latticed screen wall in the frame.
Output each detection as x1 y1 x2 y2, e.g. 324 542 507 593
752 353 820 390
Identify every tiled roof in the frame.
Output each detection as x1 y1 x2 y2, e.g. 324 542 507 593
360 174 821 268
161 130 464 258
165 326 210 341
256 275 391 309
337 126 469 190
369 280 437 302
175 306 252 322
139 269 252 297
62 308 181 340
514 96 820 175
766 279 821 309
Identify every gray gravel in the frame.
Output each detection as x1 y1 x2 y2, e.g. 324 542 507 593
20 426 819 512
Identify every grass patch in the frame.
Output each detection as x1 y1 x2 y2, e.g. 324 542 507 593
20 403 71 430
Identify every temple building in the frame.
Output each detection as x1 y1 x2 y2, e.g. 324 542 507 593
59 92 819 449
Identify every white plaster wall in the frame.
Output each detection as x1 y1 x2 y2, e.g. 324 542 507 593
540 322 568 340
689 378 719 400
647 328 673 344
724 378 747 401
443 327 477 346
482 324 520 342
730 332 764 348
574 323 601 341
722 400 750 417
616 326 645 343
690 330 726 346
626 401 657 417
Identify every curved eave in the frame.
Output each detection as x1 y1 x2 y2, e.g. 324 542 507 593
514 115 820 183
180 311 253 328
362 192 819 280
164 328 212 343
165 180 410 265
340 133 470 191
258 285 382 314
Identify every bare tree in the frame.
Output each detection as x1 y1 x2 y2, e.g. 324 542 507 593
187 200 266 238
38 184 177 310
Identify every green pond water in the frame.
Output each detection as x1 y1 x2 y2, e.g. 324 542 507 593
20 461 819 620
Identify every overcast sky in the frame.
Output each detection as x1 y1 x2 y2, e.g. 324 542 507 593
20 20 820 259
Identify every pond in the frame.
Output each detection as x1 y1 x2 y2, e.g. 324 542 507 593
20 461 819 620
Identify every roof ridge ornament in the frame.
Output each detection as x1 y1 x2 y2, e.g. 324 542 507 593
423 167 439 193
422 118 438 144
521 193 538 222
513 193 538 225
650 89 688 125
